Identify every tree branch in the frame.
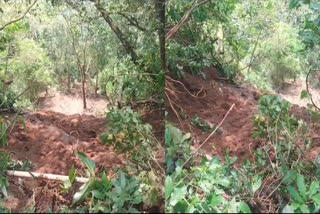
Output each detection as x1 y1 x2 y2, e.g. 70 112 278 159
0 0 38 32
92 0 138 65
182 103 235 168
306 69 320 111
165 0 211 43
119 12 147 32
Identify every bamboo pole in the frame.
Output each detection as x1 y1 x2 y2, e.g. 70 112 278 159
6 170 89 183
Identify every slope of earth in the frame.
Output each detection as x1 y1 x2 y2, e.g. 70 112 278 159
2 86 164 212
166 67 262 163
2 110 124 212
166 66 320 164
37 87 108 117
277 78 320 108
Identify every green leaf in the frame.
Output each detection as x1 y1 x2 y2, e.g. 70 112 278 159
68 166 76 184
309 181 319 197
297 174 307 200
19 116 27 134
289 0 300 9
169 186 187 206
282 170 296 184
288 186 304 203
299 204 310 213
72 179 95 205
165 176 173 200
252 175 263 193
100 133 109 145
312 193 320 206
0 184 8 198
239 201 251 213
282 204 294 213
300 90 309 99
181 133 191 142
209 194 223 208
173 200 188 213
77 152 96 176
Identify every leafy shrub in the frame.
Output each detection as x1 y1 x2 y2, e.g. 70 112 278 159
100 107 156 171
165 124 252 213
99 108 163 210
252 95 298 138
70 152 143 213
166 96 320 213
165 124 192 175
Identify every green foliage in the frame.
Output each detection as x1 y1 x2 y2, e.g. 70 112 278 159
99 108 162 210
191 115 222 135
165 155 253 213
100 107 156 171
60 166 77 194
0 152 9 199
165 124 191 175
252 95 297 138
99 58 161 106
165 125 252 213
282 174 320 213
165 96 320 213
0 116 8 148
289 0 320 48
70 152 144 213
166 0 239 78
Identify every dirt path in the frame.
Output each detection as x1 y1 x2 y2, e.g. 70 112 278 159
278 78 320 107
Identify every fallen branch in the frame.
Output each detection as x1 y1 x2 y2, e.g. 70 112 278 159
13 85 31 101
166 75 206 98
182 103 235 168
165 91 184 130
6 170 89 183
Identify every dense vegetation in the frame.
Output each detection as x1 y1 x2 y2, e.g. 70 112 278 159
0 0 164 212
1 0 320 213
165 0 320 213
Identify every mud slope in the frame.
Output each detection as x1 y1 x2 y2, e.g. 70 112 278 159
2 110 126 212
7 111 124 175
166 67 320 163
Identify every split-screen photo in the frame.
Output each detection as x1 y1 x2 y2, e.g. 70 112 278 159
1 0 320 213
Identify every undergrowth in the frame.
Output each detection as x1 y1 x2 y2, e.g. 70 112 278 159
165 95 320 213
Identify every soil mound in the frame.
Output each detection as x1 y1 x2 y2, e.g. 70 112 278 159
3 111 124 212
166 66 320 163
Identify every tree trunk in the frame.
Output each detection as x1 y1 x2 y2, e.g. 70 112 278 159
95 72 99 96
67 71 71 93
81 66 87 109
155 0 166 72
93 1 138 65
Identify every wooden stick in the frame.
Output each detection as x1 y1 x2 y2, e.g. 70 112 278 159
182 103 235 168
5 170 89 183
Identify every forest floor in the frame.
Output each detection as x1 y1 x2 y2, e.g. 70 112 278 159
37 87 109 117
166 67 320 164
2 86 164 212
